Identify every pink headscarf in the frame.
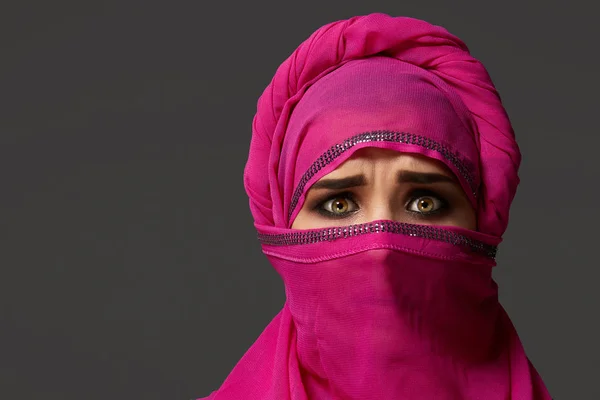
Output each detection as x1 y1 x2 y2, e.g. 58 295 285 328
199 13 552 399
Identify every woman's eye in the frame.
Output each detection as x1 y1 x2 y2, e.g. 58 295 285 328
406 196 444 214
321 196 358 216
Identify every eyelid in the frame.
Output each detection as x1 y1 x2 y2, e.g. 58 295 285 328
310 191 356 208
404 188 445 203
323 197 359 212
405 189 448 214
312 191 360 218
308 188 451 219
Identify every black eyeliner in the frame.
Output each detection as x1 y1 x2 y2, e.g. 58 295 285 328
312 191 359 219
404 188 450 218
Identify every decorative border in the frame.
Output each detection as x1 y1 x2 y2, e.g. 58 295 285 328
258 221 497 259
287 130 477 221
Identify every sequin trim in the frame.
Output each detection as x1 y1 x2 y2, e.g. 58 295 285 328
288 131 477 221
258 221 497 259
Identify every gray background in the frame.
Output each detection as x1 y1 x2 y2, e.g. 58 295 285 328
1 1 598 399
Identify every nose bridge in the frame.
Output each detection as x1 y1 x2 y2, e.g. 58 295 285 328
367 204 394 222
366 178 396 222
362 156 396 222
357 150 407 223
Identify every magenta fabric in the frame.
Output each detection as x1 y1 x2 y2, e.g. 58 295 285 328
280 56 481 225
199 13 552 399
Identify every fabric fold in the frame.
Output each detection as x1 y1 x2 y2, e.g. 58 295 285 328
200 13 551 400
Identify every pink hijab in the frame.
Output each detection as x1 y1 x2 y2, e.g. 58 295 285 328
200 13 552 399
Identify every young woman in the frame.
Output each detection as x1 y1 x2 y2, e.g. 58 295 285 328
200 13 552 399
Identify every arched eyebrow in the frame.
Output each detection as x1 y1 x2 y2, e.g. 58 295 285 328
310 171 456 191
311 175 365 190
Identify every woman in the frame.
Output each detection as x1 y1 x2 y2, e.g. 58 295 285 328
200 13 552 399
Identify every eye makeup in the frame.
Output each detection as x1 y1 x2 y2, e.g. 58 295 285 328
404 188 450 219
312 191 360 219
308 187 452 221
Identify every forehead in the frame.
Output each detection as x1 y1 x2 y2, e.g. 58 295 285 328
322 148 453 179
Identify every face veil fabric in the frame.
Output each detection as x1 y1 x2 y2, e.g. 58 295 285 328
198 13 552 400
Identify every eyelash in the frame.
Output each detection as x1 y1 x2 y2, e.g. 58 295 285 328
312 189 449 219
314 191 359 219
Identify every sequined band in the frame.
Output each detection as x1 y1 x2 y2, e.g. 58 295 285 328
288 131 476 221
258 221 497 259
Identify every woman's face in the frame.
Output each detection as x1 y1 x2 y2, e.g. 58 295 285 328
291 147 476 230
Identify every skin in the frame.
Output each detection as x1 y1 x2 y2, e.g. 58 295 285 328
291 147 476 230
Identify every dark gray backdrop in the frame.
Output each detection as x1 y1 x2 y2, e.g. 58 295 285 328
2 1 598 399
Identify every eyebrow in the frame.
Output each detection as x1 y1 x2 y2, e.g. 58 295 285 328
311 175 366 190
310 171 456 190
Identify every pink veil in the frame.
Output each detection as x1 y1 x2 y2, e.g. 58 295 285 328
199 13 552 400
